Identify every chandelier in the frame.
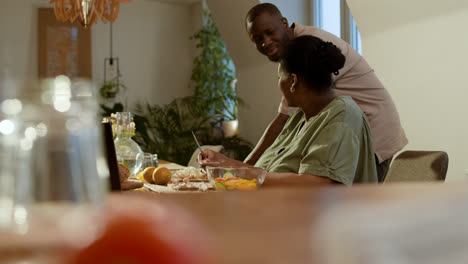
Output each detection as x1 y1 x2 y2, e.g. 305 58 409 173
50 0 132 28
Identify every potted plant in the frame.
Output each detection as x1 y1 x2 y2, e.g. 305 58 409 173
132 96 253 165
221 120 238 138
190 9 242 138
128 8 253 164
216 79 243 137
99 76 126 99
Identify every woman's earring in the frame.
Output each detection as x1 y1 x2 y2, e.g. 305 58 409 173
290 74 297 93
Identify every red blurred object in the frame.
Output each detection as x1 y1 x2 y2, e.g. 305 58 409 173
66 195 215 264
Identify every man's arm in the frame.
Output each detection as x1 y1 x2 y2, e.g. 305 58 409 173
244 113 290 165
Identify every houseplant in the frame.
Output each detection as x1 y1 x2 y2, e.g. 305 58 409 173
99 76 126 99
128 8 253 165
132 96 253 165
132 95 221 165
190 9 241 130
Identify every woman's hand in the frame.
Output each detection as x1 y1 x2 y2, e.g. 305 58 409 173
198 149 248 169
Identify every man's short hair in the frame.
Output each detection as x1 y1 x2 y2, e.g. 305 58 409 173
245 3 283 23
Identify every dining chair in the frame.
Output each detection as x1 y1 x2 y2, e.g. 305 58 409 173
187 145 224 168
384 150 449 183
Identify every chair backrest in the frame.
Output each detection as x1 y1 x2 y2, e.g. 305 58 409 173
187 145 224 168
384 151 448 183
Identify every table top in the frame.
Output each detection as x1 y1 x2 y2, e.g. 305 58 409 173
2 181 468 263
128 182 468 264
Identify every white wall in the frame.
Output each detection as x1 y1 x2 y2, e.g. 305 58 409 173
206 0 309 145
92 0 199 108
0 0 308 145
266 0 310 26
347 0 468 181
0 0 200 107
0 0 46 98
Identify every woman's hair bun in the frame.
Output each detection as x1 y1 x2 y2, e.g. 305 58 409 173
281 35 346 93
319 42 345 75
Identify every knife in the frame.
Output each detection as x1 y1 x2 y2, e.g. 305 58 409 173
191 131 205 159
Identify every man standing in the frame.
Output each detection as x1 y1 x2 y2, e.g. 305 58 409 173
243 3 407 181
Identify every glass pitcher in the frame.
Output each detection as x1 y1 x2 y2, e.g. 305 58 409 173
113 112 143 176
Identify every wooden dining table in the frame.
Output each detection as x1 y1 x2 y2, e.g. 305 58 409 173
127 181 468 264
2 158 468 263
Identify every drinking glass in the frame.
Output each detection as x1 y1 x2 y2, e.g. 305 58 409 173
0 21 109 262
135 152 160 172
0 77 110 231
141 153 156 169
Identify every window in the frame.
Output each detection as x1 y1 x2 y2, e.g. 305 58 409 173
313 0 341 38
312 0 362 54
349 13 362 54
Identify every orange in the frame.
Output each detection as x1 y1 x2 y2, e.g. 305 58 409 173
152 167 172 185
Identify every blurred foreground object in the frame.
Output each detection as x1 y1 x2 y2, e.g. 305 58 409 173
315 186 468 264
0 77 109 232
66 194 215 264
0 194 215 263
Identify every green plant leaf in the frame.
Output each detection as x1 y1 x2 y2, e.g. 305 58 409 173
189 8 242 122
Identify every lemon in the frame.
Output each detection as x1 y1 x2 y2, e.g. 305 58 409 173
142 167 157 183
152 167 172 185
136 171 144 181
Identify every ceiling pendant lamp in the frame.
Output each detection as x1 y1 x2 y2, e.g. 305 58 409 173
50 0 132 28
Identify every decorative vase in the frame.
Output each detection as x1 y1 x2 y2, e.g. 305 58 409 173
114 112 143 176
222 120 238 138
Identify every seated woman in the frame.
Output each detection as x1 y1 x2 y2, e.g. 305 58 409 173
200 35 378 186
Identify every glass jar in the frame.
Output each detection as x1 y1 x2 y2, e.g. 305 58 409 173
136 153 156 171
153 153 159 167
113 112 143 176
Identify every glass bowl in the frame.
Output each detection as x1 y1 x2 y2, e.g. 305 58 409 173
206 166 267 191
